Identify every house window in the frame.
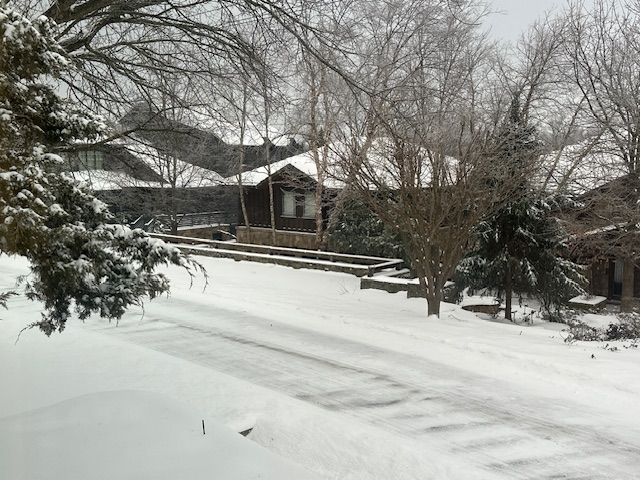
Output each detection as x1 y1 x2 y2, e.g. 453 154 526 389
282 190 316 219
303 194 316 219
282 190 297 217
77 150 104 170
613 259 624 298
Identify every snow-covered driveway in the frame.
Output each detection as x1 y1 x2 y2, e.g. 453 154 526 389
79 256 640 480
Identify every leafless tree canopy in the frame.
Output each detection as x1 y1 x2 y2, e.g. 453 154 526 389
10 0 340 122
562 0 640 173
323 0 542 317
548 1 640 274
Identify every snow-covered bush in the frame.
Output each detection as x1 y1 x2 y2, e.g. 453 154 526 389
606 313 640 340
542 308 578 324
564 312 640 343
563 318 603 342
0 9 203 335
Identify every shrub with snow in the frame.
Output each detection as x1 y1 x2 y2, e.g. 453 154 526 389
606 313 640 341
564 312 640 342
0 8 203 335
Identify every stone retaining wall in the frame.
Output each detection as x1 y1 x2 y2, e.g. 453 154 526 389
236 226 318 250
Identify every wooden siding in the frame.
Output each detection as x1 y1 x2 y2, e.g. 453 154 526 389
239 165 325 233
592 258 640 306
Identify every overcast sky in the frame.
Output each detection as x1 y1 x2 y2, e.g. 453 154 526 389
484 0 578 42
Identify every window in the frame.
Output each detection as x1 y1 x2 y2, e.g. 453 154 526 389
282 190 296 217
78 150 104 170
303 193 316 219
613 259 624 298
281 190 316 219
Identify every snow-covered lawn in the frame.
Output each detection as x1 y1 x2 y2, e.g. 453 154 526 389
1 253 640 479
0 391 317 480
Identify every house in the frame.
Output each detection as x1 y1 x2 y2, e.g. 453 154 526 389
226 151 343 249
119 105 305 177
543 141 640 310
58 105 309 239
63 142 162 183
63 139 236 237
567 174 640 310
226 138 465 250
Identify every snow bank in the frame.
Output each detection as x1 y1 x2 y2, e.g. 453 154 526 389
0 390 318 480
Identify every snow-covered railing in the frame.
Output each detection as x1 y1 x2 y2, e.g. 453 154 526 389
156 211 225 227
150 233 404 277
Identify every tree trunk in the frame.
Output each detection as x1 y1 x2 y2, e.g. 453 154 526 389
267 172 276 245
314 144 327 250
505 263 513 321
315 178 325 249
238 156 251 242
263 101 276 246
426 287 442 317
238 84 251 243
169 172 179 236
419 275 441 317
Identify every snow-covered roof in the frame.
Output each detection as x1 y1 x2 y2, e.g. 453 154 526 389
226 140 458 191
122 140 225 188
65 170 161 191
68 137 226 191
225 149 345 189
539 139 629 195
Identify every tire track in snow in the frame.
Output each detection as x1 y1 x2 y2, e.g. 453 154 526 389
87 312 639 480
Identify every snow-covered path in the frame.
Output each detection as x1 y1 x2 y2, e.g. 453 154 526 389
84 263 640 480
4 254 640 479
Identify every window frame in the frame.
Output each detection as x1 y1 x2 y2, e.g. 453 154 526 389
281 189 316 220
302 193 316 219
78 150 104 170
281 190 297 218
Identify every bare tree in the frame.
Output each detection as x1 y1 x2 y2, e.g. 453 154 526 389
8 0 347 129
236 84 252 239
562 0 640 175
94 62 227 235
292 47 349 248
17 0 323 241
333 0 536 317
557 0 640 309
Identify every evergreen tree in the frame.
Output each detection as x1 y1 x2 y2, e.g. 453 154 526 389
455 96 585 319
327 198 407 261
0 9 203 335
456 197 586 318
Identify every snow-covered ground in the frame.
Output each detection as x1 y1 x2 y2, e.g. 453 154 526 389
1 253 640 479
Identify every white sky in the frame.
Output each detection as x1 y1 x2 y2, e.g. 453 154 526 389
485 0 593 42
